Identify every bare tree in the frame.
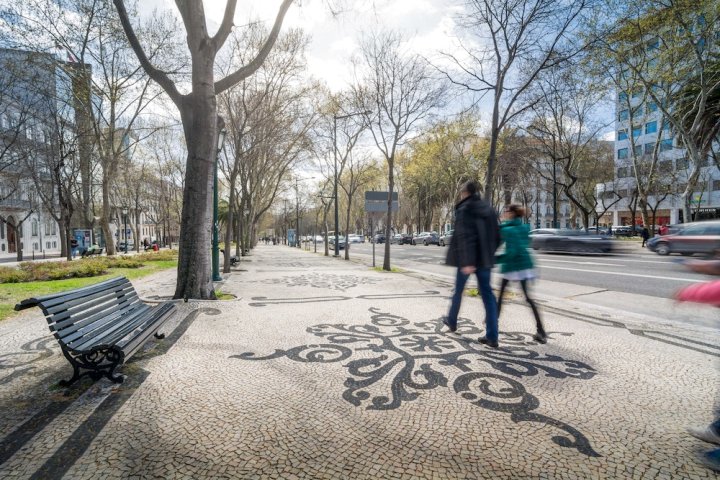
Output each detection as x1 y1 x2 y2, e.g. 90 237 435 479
526 64 615 230
357 31 445 271
600 0 720 223
113 0 294 299
441 0 596 200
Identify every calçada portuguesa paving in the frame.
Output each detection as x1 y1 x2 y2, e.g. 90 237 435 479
0 245 718 479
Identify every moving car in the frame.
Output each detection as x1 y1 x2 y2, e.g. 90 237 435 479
439 230 453 246
391 233 414 245
413 231 440 246
372 233 386 244
646 220 720 256
530 229 614 254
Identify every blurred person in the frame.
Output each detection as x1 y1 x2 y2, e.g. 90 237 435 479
641 226 650 247
443 180 500 348
496 205 547 344
676 249 720 472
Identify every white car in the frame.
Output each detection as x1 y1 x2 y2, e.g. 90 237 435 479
348 234 363 244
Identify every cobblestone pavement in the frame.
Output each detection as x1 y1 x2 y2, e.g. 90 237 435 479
0 245 718 479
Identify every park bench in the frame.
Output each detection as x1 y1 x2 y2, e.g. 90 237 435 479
220 249 240 266
81 246 103 257
15 276 176 386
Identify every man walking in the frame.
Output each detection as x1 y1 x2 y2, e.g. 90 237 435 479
443 180 501 347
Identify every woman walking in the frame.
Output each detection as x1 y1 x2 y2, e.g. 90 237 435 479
496 205 547 344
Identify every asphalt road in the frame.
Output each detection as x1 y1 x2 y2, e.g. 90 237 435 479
345 241 711 300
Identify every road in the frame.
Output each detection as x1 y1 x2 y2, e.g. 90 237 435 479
345 241 708 299
337 240 720 329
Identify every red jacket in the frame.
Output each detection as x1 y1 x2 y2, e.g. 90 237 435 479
676 280 720 307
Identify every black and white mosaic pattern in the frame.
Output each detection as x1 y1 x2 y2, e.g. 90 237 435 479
234 307 599 457
260 273 383 292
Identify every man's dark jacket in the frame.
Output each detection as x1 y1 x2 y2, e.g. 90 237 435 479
446 194 500 269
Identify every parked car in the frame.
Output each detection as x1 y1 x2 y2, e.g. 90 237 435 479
530 229 614 254
328 235 346 249
413 231 440 246
391 233 414 245
646 220 720 256
348 234 363 244
612 225 640 237
439 230 453 246
372 233 386 244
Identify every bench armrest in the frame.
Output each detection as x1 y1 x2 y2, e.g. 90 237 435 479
15 298 41 311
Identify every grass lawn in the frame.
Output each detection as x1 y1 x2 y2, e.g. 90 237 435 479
0 260 177 322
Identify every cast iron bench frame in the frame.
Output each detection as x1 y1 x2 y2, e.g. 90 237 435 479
15 276 176 386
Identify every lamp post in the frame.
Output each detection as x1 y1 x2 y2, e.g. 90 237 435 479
121 206 128 254
212 117 227 282
333 110 371 257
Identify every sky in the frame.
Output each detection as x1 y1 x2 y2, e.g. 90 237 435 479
142 0 464 92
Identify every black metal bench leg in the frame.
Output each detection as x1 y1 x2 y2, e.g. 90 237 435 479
154 332 165 339
58 364 81 387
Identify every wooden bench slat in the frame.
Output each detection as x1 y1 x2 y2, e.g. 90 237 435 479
66 304 152 352
44 283 137 316
15 277 129 312
58 302 147 347
118 304 176 359
51 292 139 332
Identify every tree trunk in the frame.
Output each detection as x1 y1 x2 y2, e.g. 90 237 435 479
484 93 501 201
344 195 353 261
173 89 218 300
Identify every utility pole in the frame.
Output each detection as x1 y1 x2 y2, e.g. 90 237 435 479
295 178 300 248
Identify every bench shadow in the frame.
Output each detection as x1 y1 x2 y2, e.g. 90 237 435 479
0 307 214 478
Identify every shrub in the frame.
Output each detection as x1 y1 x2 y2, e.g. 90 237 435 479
17 259 107 281
135 250 178 262
103 257 143 269
0 266 30 283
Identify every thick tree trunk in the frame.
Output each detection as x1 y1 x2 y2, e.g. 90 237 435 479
174 90 218 300
484 93 501 201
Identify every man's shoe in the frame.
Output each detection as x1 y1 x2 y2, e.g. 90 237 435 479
441 318 458 334
533 332 548 344
689 426 720 445
478 337 498 348
698 449 720 472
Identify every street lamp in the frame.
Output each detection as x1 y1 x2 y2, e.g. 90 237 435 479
333 110 371 257
212 116 227 282
121 206 128 254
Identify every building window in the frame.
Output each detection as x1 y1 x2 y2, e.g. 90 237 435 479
618 109 629 121
660 138 673 151
618 148 628 160
712 180 720 191
644 143 655 154
53 241 57 248
645 121 657 134
677 157 689 169
631 125 642 138
633 145 642 156
617 167 626 178
32 219 38 236
646 102 658 114
617 130 628 141
662 119 671 131
33 242 38 250
618 92 628 103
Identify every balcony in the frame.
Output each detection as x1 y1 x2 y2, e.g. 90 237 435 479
0 198 32 210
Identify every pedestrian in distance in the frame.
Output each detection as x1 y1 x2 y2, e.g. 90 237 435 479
641 226 650 247
659 224 669 236
495 205 547 344
442 180 501 348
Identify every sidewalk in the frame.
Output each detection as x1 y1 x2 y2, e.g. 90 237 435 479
0 245 718 479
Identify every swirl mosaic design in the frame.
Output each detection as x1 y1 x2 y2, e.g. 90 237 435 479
0 336 56 385
233 308 600 457
260 273 382 292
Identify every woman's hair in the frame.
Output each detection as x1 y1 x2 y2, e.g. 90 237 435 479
507 204 525 218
